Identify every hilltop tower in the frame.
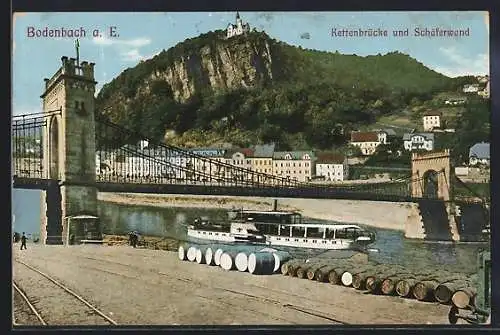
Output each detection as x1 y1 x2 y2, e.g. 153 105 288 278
226 12 250 38
40 48 100 245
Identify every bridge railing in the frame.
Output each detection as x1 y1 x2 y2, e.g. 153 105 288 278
12 115 46 179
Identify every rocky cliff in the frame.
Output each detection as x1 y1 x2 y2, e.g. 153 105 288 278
97 31 281 111
149 36 275 102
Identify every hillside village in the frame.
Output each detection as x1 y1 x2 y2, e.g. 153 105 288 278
94 91 490 185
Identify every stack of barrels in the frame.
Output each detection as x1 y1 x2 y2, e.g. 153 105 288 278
280 256 478 309
178 243 292 275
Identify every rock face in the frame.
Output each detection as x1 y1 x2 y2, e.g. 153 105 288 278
147 38 275 102
97 31 278 110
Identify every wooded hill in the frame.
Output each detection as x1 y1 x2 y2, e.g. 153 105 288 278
95 30 478 151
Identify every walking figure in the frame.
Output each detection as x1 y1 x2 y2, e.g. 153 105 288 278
20 232 27 250
132 232 138 248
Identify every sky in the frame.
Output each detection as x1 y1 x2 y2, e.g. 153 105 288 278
13 11 489 116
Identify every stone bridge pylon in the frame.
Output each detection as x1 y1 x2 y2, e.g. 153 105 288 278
405 149 459 241
40 54 101 245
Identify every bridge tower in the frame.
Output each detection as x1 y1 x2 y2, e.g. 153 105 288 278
411 149 452 201
408 149 459 241
40 54 99 245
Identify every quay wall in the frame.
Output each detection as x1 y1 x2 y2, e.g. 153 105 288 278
98 193 413 232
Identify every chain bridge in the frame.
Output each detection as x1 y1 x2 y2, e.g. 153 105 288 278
12 111 485 203
11 54 488 245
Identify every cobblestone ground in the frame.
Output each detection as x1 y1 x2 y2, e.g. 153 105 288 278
13 244 454 326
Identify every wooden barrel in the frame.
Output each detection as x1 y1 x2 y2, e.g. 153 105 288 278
338 257 367 287
352 264 391 290
315 259 351 283
272 251 292 273
329 263 354 285
434 280 471 304
281 259 304 276
220 250 240 271
195 245 214 264
204 246 217 266
288 259 308 277
452 287 477 309
341 272 353 287
296 262 323 279
316 265 336 282
394 270 436 297
381 272 415 295
395 277 418 298
186 245 198 262
413 280 439 301
178 244 188 261
307 264 330 281
410 271 466 301
248 252 276 275
235 252 249 272
365 267 406 294
281 262 290 275
214 246 233 266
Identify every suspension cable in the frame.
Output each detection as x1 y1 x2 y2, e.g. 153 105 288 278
12 108 62 120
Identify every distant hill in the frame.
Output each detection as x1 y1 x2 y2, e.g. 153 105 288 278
95 30 467 150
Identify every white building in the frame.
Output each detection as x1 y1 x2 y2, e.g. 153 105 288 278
478 81 490 98
251 143 275 175
273 151 315 182
189 148 227 181
469 142 490 166
463 84 480 93
422 113 441 131
476 75 489 83
315 153 348 182
95 150 115 175
220 148 254 182
402 133 434 151
444 98 466 105
164 149 189 180
349 131 385 156
226 12 250 38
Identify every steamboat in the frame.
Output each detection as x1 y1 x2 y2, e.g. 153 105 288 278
187 209 376 251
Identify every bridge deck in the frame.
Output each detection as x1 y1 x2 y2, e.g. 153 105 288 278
12 176 415 202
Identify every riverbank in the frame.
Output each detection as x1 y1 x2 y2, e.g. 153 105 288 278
97 193 412 231
102 234 180 251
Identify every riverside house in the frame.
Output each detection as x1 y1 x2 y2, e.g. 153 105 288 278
315 152 348 182
272 151 315 182
349 131 386 156
402 133 434 151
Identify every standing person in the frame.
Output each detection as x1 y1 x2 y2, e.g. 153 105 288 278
132 232 138 248
20 232 27 250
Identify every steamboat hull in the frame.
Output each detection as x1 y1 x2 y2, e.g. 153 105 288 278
187 228 372 251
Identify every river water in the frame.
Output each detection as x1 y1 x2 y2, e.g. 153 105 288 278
13 189 489 274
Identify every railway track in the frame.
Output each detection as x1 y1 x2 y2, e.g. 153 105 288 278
13 259 118 326
13 282 46 325
23 253 349 325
